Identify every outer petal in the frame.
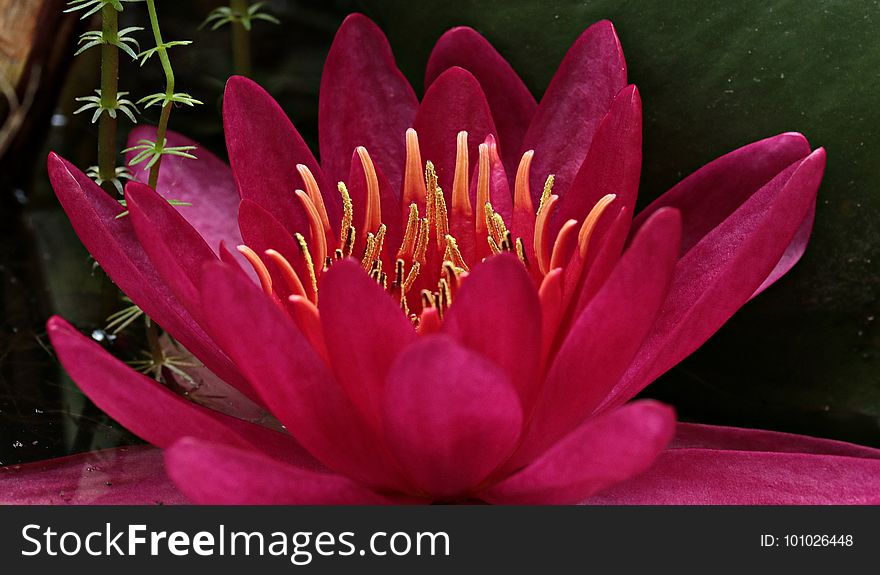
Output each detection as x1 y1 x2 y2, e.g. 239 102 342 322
510 210 681 467
46 317 318 468
319 13 418 192
0 446 186 505
602 149 826 410
413 67 498 207
520 20 627 203
126 127 242 255
47 153 243 390
198 262 409 490
384 336 523 499
426 26 536 173
165 438 395 505
223 76 335 234
319 259 416 430
483 401 675 505
443 253 542 409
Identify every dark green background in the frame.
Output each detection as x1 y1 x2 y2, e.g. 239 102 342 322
1 0 877 464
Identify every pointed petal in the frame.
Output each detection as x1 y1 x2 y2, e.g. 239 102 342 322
198 262 409 490
0 446 186 505
47 153 243 390
521 20 627 203
604 149 826 410
413 67 498 207
165 438 395 504
223 76 336 234
383 335 522 499
319 13 418 191
510 210 681 466
484 401 675 504
46 317 318 468
319 259 415 430
426 26 536 172
126 127 242 255
443 253 542 409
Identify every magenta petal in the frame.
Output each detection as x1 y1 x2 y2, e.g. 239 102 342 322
224 76 336 233
511 210 681 466
319 13 418 191
126 127 243 254
425 26 536 173
586 449 880 505
198 262 409 490
554 85 641 238
47 153 243 390
443 253 542 409
46 317 318 468
319 259 415 430
0 446 186 505
484 401 675 505
165 438 394 504
520 20 627 203
413 67 498 202
383 335 523 499
604 148 826 410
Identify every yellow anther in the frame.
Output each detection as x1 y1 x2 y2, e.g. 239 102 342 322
343 225 355 257
403 128 427 211
295 189 327 267
488 236 502 254
337 182 353 249
296 164 332 236
452 131 472 217
514 150 535 216
264 249 307 300
515 237 528 267
236 245 273 297
397 203 420 260
537 174 555 215
435 185 449 249
361 232 376 269
414 217 430 265
372 223 387 262
402 261 420 293
578 194 617 258
443 235 470 272
425 161 438 229
534 193 559 276
294 232 318 303
356 146 382 235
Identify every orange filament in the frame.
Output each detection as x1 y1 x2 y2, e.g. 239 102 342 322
452 131 472 217
296 164 332 236
288 294 329 362
294 189 328 266
549 219 579 271
356 146 381 235
236 245 273 296
475 143 491 241
578 193 617 258
533 186 559 276
403 128 426 212
264 249 307 300
514 150 535 216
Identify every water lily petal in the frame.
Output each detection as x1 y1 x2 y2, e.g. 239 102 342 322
46 317 314 467
126 127 242 255
426 26 536 173
520 20 627 203
603 148 826 410
0 446 186 505
47 153 244 390
198 262 409 490
165 438 395 504
413 67 498 207
319 13 418 193
511 209 681 466
224 76 335 234
585 449 880 505
384 335 522 499
484 400 675 504
319 259 416 430
443 253 542 409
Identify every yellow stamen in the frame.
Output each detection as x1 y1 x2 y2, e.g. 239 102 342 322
402 261 420 293
425 161 438 231
296 164 332 236
413 217 430 265
397 203 420 260
361 233 376 269
294 189 327 267
236 245 273 296
578 193 617 258
403 128 426 211
443 235 470 272
550 219 579 271
452 131 472 217
338 182 353 249
372 223 387 262
264 249 307 299
515 237 528 267
537 174 555 215
514 150 535 216
294 232 318 303
356 146 382 235
534 193 559 276
435 185 449 249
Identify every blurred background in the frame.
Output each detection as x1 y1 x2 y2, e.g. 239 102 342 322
1 0 877 466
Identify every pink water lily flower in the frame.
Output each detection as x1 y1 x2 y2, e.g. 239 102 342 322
4 14 880 505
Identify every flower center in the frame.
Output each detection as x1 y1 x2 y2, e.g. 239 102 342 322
236 128 616 332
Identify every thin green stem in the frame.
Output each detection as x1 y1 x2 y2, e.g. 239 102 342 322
145 0 175 189
97 4 120 195
231 0 251 76
145 316 164 376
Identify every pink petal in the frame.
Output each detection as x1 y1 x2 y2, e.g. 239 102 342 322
425 26 536 173
383 335 523 499
443 253 542 409
510 209 681 467
125 127 242 255
319 259 416 430
165 438 395 504
47 153 244 390
553 85 641 239
46 317 317 468
198 262 409 490
586 449 880 505
520 20 627 204
223 76 336 234
483 400 675 504
413 67 498 207
0 446 186 505
319 13 418 192
603 148 826 410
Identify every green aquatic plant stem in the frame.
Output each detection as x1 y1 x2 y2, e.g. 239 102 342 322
145 0 174 189
231 0 251 76
97 4 120 195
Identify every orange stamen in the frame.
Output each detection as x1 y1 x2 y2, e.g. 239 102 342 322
264 249 307 299
549 219 579 271
397 203 420 260
452 131 472 217
356 146 381 234
295 189 328 266
288 295 330 363
514 150 535 216
296 164 331 236
236 245 273 296
402 128 426 213
475 143 490 241
534 193 559 276
578 193 617 258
